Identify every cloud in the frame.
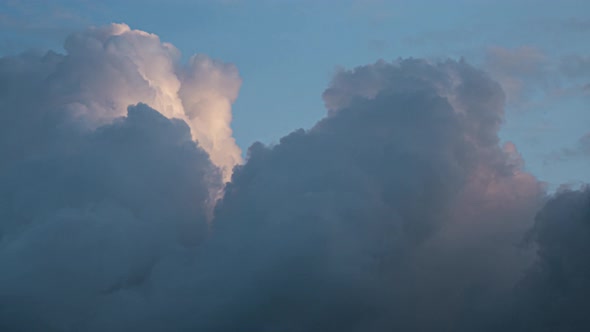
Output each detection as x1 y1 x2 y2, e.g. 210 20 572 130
507 186 590 331
206 58 543 331
547 133 590 162
560 55 590 79
178 54 242 181
484 46 590 109
0 103 222 331
0 23 242 181
562 134 590 157
0 23 234 331
486 46 548 76
484 46 550 106
560 17 590 32
2 22 585 331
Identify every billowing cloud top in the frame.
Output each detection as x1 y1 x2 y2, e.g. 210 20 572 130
210 59 543 331
0 23 241 182
0 23 588 332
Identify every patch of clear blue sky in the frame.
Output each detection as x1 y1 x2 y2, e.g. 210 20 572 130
1 0 589 188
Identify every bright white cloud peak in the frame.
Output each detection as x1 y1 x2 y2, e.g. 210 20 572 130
41 23 241 181
0 23 589 332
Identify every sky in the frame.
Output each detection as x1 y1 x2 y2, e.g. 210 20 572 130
2 0 589 188
1 1 590 331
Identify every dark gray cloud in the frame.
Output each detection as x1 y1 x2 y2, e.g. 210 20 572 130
0 103 221 331
205 59 543 331
2 23 588 331
506 187 590 331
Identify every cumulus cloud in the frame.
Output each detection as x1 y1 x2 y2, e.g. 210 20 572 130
0 103 221 331
507 187 590 331
0 23 231 331
2 23 585 331
207 59 543 331
0 23 241 182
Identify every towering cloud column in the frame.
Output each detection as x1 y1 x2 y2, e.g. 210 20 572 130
3 23 242 182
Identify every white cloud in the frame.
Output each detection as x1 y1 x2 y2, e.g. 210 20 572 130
5 23 242 182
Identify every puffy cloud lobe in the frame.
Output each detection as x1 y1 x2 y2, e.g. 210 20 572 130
508 187 590 331
323 58 507 146
207 59 543 331
0 104 221 331
0 23 241 181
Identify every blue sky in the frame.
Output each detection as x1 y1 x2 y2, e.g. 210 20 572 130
1 0 589 188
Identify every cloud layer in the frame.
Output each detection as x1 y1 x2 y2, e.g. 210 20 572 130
0 23 588 332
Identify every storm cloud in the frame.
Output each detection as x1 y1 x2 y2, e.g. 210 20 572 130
206 58 543 331
0 23 587 332
508 187 590 331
